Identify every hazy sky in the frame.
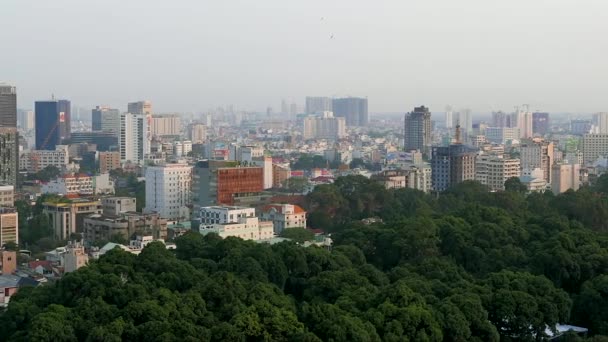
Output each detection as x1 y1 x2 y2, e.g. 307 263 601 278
2 0 607 114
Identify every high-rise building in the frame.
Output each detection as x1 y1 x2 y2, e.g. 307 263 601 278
475 155 521 191
532 112 550 135
128 101 152 115
17 110 34 131
35 100 71 150
492 111 509 128
485 127 520 144
92 106 120 135
445 106 453 129
119 113 151 164
582 134 608 165
0 208 18 247
0 84 17 127
332 97 368 126
189 123 207 144
303 112 346 140
151 114 181 137
514 110 533 139
0 128 18 188
144 163 193 221
455 109 473 134
571 119 593 135
592 112 608 134
404 106 432 156
305 97 332 114
520 139 554 183
99 151 121 174
431 127 477 192
551 163 581 194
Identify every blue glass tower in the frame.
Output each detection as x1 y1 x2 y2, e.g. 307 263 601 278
35 101 60 150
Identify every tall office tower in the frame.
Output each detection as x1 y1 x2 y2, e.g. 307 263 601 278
0 84 17 127
475 155 521 191
305 97 333 114
303 112 346 140
332 97 368 126
431 143 477 192
119 113 151 164
144 163 193 221
128 100 152 115
492 111 509 128
0 128 18 188
593 112 608 134
571 119 593 135
520 139 554 183
35 100 71 150
17 110 34 131
404 106 432 156
91 106 120 135
150 114 181 137
281 99 288 114
582 134 608 164
289 103 297 118
454 109 473 134
515 110 533 139
189 123 207 144
532 112 550 135
445 106 453 129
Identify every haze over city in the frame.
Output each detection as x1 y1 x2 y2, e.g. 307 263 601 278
3 0 608 113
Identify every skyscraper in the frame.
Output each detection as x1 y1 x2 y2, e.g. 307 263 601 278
532 112 550 135
431 125 477 192
128 101 152 115
0 84 17 127
303 112 346 140
35 99 70 149
332 97 368 126
305 97 332 114
404 106 432 156
592 112 608 134
0 128 18 188
119 113 151 164
445 106 453 129
492 111 509 128
92 106 120 134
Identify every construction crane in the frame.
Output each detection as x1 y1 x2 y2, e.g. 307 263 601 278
40 119 60 150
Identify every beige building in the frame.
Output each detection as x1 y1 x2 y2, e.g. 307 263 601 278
0 208 18 247
303 112 346 140
189 123 207 144
0 250 17 275
475 155 521 191
83 212 168 243
128 101 152 115
102 197 137 216
64 242 88 273
198 206 274 241
261 204 307 234
0 186 14 207
43 198 102 240
20 145 69 173
520 139 554 183
99 151 121 174
582 134 608 165
151 114 181 137
551 163 581 194
371 164 432 193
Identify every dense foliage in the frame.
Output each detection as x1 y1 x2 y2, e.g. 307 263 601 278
3 175 608 341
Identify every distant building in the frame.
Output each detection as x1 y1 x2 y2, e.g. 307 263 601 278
582 134 608 165
373 164 432 193
0 186 14 207
189 123 207 144
431 139 477 192
127 101 152 115
0 84 17 127
43 198 102 240
144 163 192 221
261 204 307 234
485 127 520 144
303 112 346 140
84 212 167 243
404 106 432 156
551 163 581 194
35 99 70 150
99 151 121 174
520 139 554 183
0 250 17 275
151 114 181 137
475 155 521 191
198 206 274 241
101 197 137 216
0 208 18 247
0 127 18 188
492 111 510 128
571 119 593 135
532 112 550 135
91 106 120 135
120 113 151 164
20 145 69 173
41 173 114 196
272 164 291 188
332 97 368 126
64 241 88 273
305 96 332 114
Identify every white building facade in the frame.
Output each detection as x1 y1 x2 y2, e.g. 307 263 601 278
199 206 274 241
144 163 192 221
475 155 521 191
120 113 151 164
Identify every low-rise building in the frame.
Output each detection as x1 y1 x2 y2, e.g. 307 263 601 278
99 151 121 174
261 204 307 234
83 212 168 243
20 145 69 173
198 206 274 241
64 241 88 273
102 197 137 216
0 208 18 247
41 173 114 196
0 186 14 207
43 198 102 240
551 163 581 194
1 250 16 275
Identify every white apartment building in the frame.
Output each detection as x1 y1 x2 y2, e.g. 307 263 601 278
189 123 207 144
151 114 181 137
520 139 554 183
120 113 151 165
172 141 192 158
582 134 608 165
261 204 307 234
20 145 69 173
407 163 432 193
551 163 581 194
485 127 520 144
592 112 608 134
475 155 521 191
198 206 274 241
144 163 192 221
0 186 14 207
41 173 114 196
303 112 346 140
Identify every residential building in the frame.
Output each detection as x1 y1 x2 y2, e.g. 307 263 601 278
485 127 520 144
0 84 17 127
551 163 581 194
189 123 207 144
593 112 608 134
127 101 152 115
102 197 137 216
492 111 510 128
17 109 34 131
119 113 151 164
0 127 18 188
0 186 14 207
305 96 332 114
41 173 114 196
532 112 550 135
151 114 181 137
520 139 554 183
303 112 346 140
144 163 192 221
43 198 102 240
431 142 477 192
272 164 291 188
198 206 274 241
0 208 18 247
84 212 167 243
193 160 264 208
373 164 432 193
404 106 432 156
99 151 121 174
445 108 453 129
91 106 120 135
475 155 521 191
0 250 17 275
64 241 88 273
261 204 307 234
582 134 608 165
332 97 368 126
20 145 69 173
455 109 473 134
35 99 70 150
514 110 533 139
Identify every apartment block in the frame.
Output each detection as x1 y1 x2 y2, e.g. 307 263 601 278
198 206 274 241
475 155 521 191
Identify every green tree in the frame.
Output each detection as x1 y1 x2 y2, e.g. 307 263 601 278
280 228 314 243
